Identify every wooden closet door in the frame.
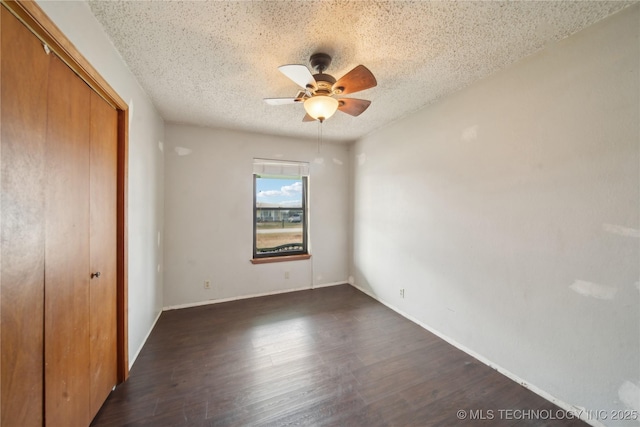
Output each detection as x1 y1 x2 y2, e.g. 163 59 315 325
2 5 122 425
89 91 118 419
44 54 92 427
0 6 50 426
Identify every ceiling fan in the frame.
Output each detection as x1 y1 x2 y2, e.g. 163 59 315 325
264 53 377 123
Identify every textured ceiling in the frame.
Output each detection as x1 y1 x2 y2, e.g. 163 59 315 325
87 1 632 143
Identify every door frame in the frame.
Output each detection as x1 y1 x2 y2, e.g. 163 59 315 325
2 0 130 381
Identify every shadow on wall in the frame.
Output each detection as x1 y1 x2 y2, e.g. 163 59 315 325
348 266 378 299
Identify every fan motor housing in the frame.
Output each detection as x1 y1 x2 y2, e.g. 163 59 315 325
308 53 344 95
312 73 336 93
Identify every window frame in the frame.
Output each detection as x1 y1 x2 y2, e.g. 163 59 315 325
252 174 309 260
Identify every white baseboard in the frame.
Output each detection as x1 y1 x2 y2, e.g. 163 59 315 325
312 280 347 289
128 309 162 370
163 281 348 311
348 282 604 427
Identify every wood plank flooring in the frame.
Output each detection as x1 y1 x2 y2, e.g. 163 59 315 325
91 284 587 427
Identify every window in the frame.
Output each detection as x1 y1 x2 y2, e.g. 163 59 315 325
252 159 309 261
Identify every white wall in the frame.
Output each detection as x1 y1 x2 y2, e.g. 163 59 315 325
351 5 639 424
37 1 165 366
163 124 349 308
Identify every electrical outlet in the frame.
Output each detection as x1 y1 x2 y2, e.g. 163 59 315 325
204 280 211 289
284 271 290 279
400 288 405 298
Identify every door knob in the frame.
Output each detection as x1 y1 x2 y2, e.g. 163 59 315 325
91 271 101 279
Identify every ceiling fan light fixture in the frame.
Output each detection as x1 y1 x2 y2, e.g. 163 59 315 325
265 53 377 123
304 95 339 122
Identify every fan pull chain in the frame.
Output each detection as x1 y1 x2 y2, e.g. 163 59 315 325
317 120 323 153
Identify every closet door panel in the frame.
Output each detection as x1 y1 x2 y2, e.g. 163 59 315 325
44 55 92 427
89 90 118 418
0 6 50 426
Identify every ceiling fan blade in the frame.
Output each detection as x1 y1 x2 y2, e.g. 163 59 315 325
338 98 371 116
333 65 377 95
264 97 300 105
279 65 316 90
302 113 316 122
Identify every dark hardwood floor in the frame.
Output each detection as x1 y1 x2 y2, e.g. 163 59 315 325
91 284 586 426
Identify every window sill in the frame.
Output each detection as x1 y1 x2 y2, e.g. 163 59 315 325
250 254 311 264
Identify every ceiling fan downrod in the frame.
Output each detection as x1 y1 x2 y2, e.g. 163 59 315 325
309 52 332 74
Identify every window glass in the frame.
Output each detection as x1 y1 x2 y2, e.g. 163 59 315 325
254 173 308 258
